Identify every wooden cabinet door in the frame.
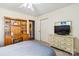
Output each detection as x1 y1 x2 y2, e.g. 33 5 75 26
22 34 29 41
4 36 12 46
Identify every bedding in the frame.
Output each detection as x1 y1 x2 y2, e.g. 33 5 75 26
0 41 56 56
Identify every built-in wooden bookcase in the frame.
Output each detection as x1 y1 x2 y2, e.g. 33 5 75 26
4 17 35 46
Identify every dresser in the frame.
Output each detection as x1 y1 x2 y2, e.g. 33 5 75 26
48 34 74 55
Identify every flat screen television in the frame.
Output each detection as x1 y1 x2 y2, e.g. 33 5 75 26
54 25 71 35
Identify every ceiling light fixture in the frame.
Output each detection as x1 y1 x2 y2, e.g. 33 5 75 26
20 3 34 11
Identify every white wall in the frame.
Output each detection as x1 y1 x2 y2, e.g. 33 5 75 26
0 7 36 47
35 4 79 52
37 3 79 39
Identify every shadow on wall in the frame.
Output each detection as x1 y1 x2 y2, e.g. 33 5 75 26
74 37 79 55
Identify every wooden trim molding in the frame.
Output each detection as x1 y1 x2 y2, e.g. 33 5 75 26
4 16 28 21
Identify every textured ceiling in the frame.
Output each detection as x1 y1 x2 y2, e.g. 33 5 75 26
0 3 73 16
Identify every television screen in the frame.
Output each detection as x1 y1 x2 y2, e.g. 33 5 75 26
54 25 70 35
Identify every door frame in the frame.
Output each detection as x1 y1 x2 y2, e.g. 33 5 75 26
29 20 35 40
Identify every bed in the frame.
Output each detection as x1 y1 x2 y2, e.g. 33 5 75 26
0 41 56 56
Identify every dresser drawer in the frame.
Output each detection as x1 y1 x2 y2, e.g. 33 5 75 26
60 45 67 50
65 41 73 46
66 39 73 42
60 45 73 53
